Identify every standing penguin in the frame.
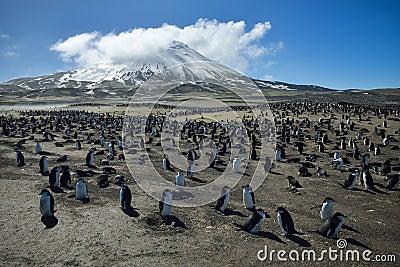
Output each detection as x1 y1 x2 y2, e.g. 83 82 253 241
242 208 268 234
242 185 255 210
381 160 391 175
35 142 42 154
175 171 185 190
60 165 71 188
119 185 132 211
233 157 241 172
39 189 55 218
162 154 171 170
343 170 360 190
86 148 95 166
318 212 346 238
39 156 49 175
16 151 24 167
215 186 231 212
49 166 62 188
276 207 299 236
361 154 370 169
75 178 88 200
159 189 173 217
361 169 374 190
320 197 335 221
75 140 82 150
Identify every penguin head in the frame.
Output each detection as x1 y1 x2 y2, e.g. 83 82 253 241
221 186 230 193
333 212 346 221
77 178 85 184
323 197 335 204
39 189 50 196
275 207 286 214
256 208 270 218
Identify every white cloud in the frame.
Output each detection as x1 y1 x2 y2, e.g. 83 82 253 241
263 74 274 81
3 51 18 57
1 34 10 38
50 18 277 73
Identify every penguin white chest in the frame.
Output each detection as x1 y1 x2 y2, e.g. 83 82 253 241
55 171 61 187
76 182 87 200
243 191 254 209
233 158 240 172
277 213 287 234
250 212 265 234
320 203 334 221
40 195 52 217
221 192 230 211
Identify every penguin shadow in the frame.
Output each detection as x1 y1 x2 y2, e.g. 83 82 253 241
49 186 64 193
345 238 371 250
370 185 390 195
38 151 52 156
269 170 283 175
256 231 286 244
172 190 195 200
41 215 58 229
375 183 400 191
287 158 300 163
342 224 360 233
162 215 187 229
187 176 207 184
122 206 140 217
86 164 97 169
213 167 226 173
218 208 247 218
286 234 312 247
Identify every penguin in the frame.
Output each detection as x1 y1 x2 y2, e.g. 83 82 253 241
381 160 391 175
16 151 24 167
333 152 340 160
298 164 309 177
242 208 268 234
385 174 400 190
49 166 62 188
361 169 374 190
320 197 335 221
263 157 272 173
97 175 110 188
162 154 171 170
331 158 344 170
286 175 302 188
119 185 132 211
343 170 359 190
175 171 185 190
374 146 380 156
159 189 173 217
102 167 116 174
86 148 95 166
316 166 327 177
75 140 81 150
233 157 241 172
242 185 255 210
39 156 49 175
35 142 42 154
275 149 281 161
368 142 375 152
75 178 88 200
318 212 346 238
276 207 299 236
60 165 71 188
361 154 370 169
39 189 55 217
215 186 231 212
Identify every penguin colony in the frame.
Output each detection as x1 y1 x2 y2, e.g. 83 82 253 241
2 101 399 244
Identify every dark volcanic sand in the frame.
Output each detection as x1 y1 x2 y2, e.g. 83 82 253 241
0 104 399 267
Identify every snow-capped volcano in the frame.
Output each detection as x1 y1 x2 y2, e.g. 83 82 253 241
2 41 218 91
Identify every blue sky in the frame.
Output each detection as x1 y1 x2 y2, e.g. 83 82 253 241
0 0 399 89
